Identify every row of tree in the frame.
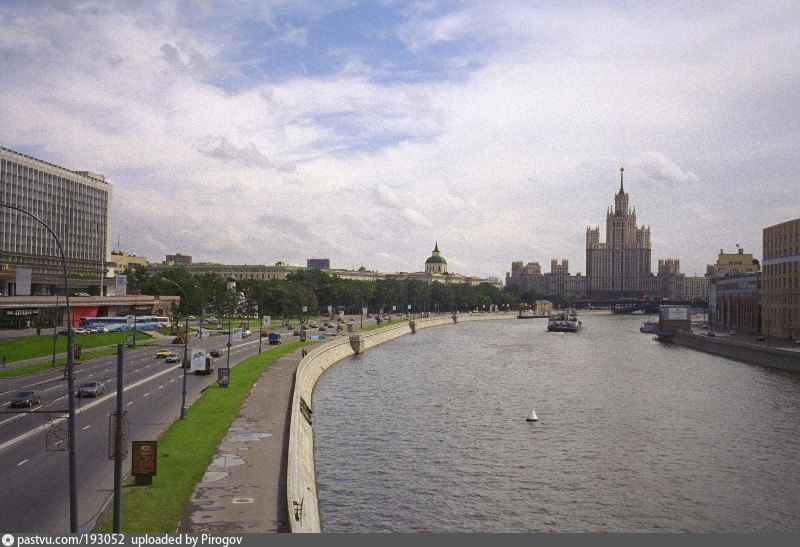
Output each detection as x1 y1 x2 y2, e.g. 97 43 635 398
124 265 573 320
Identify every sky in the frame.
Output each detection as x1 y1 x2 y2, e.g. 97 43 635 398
1 1 798 281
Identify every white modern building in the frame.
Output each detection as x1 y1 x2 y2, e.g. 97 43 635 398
0 146 112 296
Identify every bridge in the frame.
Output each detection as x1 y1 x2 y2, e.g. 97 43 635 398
572 299 708 315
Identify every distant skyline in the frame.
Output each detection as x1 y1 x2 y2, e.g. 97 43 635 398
1 1 798 280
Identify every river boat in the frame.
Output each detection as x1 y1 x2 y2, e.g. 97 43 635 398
640 317 659 333
518 309 549 319
547 309 581 332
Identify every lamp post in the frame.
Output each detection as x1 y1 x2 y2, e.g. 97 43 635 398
158 277 189 420
1 204 78 532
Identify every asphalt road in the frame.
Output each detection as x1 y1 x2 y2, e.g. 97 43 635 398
0 329 270 533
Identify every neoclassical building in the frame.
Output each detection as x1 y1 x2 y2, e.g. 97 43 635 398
424 242 447 274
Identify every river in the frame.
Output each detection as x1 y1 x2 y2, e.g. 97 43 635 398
312 313 800 532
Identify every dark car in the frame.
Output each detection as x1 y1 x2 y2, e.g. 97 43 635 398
165 353 180 363
77 381 105 398
11 390 41 408
209 348 222 358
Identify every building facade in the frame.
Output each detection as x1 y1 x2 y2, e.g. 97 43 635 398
0 146 112 296
586 168 652 299
165 253 192 266
307 258 330 269
111 251 148 274
762 218 800 339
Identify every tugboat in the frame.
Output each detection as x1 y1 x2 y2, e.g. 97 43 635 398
547 308 581 332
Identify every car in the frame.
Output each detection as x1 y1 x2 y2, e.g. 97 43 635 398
187 316 196 321
74 327 87 335
156 349 172 358
165 353 180 363
729 330 737 336
57 328 74 335
11 390 41 408
94 326 109 333
209 348 222 358
756 335 766 341
77 381 105 398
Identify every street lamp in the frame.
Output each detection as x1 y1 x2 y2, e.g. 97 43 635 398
1 204 78 532
158 277 189 420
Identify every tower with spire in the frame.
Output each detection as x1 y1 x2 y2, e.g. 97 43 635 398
586 168 652 299
424 242 448 274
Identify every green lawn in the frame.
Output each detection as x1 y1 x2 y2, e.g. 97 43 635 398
92 341 306 533
0 331 152 364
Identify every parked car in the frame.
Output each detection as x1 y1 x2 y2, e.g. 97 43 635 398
74 327 87 335
209 348 222 358
11 390 41 408
156 349 172 358
165 353 180 363
57 328 74 335
94 327 109 333
77 381 105 398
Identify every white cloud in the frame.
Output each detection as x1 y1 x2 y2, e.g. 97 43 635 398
0 1 798 279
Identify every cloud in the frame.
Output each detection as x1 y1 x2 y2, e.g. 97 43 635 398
0 1 798 280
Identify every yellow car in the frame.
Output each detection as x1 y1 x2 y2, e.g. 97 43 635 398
156 349 172 358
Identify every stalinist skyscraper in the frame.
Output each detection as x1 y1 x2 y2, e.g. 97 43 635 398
585 168 652 299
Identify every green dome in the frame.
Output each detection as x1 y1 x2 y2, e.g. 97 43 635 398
425 255 447 264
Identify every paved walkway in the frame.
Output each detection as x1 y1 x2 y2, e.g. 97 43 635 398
176 347 303 534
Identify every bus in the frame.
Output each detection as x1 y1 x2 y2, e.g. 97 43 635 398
80 315 170 332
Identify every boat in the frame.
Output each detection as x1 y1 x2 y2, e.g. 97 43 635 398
640 317 659 333
518 309 549 319
547 309 581 332
526 409 539 422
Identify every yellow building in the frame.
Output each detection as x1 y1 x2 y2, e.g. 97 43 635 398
110 251 147 273
711 247 759 277
762 218 800 339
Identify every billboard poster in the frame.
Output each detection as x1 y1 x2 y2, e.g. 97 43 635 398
116 275 127 296
190 349 207 372
666 306 689 320
131 441 157 476
16 268 32 296
233 328 242 341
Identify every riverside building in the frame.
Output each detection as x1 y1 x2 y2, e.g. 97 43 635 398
0 146 112 296
762 218 800 339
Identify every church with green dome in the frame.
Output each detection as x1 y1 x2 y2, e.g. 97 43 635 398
425 242 448 274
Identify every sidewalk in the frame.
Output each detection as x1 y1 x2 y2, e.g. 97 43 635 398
177 346 303 533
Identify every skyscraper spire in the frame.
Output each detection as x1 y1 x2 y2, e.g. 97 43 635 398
619 167 624 194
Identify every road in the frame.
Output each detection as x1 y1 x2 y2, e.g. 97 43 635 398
0 327 274 533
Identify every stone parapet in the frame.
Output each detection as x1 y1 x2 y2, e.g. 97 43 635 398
672 332 800 372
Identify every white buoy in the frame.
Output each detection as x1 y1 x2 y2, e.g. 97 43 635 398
526 409 539 422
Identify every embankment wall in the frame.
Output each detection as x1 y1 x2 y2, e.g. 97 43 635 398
672 332 800 373
286 313 513 533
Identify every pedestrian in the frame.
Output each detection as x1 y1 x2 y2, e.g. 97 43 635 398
2 354 6 368
301 347 307 358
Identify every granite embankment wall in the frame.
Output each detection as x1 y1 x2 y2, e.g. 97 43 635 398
672 332 800 373
287 312 513 533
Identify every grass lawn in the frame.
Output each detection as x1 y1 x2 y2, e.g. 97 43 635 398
92 341 305 533
0 331 153 364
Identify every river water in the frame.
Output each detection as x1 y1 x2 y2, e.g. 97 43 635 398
311 313 800 533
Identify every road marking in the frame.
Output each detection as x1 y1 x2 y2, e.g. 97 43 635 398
143 393 150 397
158 385 164 389
127 401 134 406
83 425 91 430
17 459 28 466
0 364 180 452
